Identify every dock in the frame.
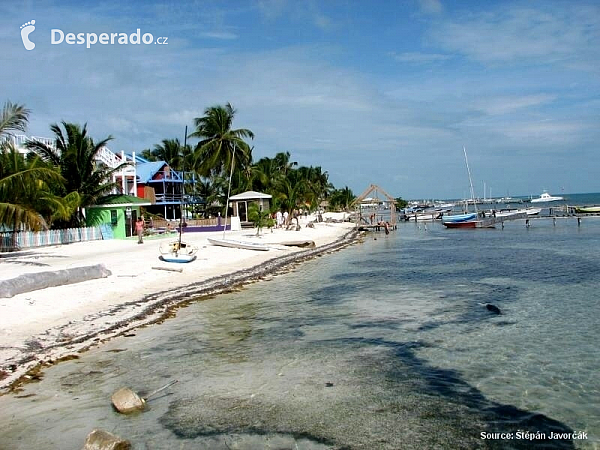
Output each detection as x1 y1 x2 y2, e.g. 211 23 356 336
404 203 600 229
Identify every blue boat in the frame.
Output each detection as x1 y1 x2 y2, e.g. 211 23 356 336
442 213 477 223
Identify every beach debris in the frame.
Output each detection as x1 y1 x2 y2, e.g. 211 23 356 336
151 266 183 273
0 264 111 298
82 428 131 450
278 240 316 248
111 380 178 414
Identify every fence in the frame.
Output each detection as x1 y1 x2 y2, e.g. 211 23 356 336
0 226 106 252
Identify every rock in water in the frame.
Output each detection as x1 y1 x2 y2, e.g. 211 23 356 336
485 303 501 314
111 387 146 413
82 429 131 450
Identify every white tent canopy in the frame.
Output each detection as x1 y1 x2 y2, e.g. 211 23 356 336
230 191 272 201
229 191 272 222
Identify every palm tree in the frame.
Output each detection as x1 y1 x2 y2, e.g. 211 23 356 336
251 156 283 194
189 103 254 177
275 176 306 227
296 165 331 210
139 148 157 161
0 101 30 139
26 122 129 227
329 186 355 211
0 145 70 232
152 138 185 171
0 102 72 232
273 151 298 176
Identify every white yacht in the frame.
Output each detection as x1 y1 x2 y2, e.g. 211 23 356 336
530 191 564 203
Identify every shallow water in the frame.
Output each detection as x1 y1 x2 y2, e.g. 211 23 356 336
0 216 599 449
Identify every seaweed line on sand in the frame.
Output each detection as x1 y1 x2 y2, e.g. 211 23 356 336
2 228 362 394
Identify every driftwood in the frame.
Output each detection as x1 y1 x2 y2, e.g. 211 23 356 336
277 240 316 248
151 266 183 273
0 264 111 298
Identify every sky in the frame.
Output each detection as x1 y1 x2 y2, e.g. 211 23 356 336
2 0 599 200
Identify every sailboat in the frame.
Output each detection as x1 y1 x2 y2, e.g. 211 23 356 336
207 143 270 251
158 126 199 262
443 147 497 229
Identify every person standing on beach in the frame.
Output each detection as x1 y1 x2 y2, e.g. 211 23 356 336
136 217 144 244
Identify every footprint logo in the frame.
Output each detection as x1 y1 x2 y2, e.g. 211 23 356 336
20 20 36 50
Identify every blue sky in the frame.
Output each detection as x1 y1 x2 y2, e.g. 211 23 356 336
2 0 599 199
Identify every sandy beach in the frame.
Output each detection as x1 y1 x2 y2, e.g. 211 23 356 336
0 214 357 392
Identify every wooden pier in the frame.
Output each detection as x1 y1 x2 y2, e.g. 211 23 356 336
352 184 398 233
402 203 600 229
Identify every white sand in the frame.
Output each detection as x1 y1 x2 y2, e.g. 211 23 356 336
0 213 356 391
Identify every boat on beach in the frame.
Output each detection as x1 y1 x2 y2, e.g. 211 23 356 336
159 240 199 262
157 126 199 263
531 191 564 203
207 237 270 251
208 143 271 252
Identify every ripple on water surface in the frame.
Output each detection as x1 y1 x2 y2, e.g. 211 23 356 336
0 222 598 448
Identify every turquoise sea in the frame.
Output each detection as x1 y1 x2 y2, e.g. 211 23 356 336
0 194 599 449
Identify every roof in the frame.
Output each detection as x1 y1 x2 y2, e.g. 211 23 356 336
229 191 272 200
135 161 169 183
91 194 152 208
124 152 151 164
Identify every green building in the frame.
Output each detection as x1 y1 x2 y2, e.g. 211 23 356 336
87 195 152 239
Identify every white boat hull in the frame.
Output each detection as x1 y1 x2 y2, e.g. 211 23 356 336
159 240 199 263
531 192 563 203
494 207 541 218
207 238 270 251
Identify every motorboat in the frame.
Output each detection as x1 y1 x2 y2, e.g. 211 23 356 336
531 191 564 203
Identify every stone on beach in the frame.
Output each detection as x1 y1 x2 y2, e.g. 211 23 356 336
82 429 131 450
111 387 146 413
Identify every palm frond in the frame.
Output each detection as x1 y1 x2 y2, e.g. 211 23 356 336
0 101 30 138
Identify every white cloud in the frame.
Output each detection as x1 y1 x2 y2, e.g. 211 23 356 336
2 1 600 198
200 31 238 40
390 51 451 64
418 0 443 15
431 5 600 68
256 0 288 21
472 94 556 115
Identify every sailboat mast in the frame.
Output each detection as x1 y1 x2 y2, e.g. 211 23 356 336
178 125 187 248
463 146 478 212
222 143 236 239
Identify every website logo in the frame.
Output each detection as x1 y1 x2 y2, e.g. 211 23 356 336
51 28 168 49
20 20 36 50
